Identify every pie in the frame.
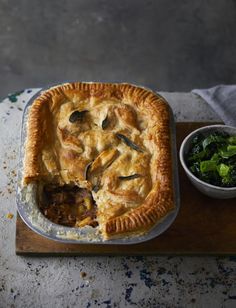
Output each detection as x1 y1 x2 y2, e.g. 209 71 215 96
23 82 174 240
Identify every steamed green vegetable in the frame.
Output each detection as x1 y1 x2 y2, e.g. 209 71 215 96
186 131 236 187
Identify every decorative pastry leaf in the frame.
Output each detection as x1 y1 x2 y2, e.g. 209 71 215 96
87 149 119 192
116 133 144 152
90 149 119 174
69 110 88 123
102 115 109 129
118 174 142 181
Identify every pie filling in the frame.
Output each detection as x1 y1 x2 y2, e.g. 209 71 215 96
38 184 98 228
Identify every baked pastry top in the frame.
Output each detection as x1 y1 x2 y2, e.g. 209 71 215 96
23 82 174 240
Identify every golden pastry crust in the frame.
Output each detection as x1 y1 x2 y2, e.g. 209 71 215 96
23 82 174 239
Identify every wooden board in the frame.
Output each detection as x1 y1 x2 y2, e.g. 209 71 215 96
16 122 236 256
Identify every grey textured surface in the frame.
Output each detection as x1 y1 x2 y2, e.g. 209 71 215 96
1 90 236 308
1 0 236 99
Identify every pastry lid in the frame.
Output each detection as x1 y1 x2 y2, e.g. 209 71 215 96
16 84 180 244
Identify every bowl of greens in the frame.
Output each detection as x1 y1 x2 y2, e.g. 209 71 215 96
179 125 236 199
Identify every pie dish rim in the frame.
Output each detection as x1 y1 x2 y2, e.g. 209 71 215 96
16 83 180 244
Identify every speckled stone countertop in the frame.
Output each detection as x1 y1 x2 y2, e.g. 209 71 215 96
0 89 236 308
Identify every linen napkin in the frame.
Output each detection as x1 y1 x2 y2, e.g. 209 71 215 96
192 85 236 127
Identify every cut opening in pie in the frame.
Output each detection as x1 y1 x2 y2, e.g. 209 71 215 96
38 184 98 228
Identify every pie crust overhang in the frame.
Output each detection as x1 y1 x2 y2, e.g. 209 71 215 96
23 82 175 240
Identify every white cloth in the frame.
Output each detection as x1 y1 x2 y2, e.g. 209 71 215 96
192 85 236 127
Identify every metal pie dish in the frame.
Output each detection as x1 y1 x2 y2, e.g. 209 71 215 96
16 87 180 244
180 124 236 199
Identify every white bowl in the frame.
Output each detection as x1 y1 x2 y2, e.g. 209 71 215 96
179 125 236 199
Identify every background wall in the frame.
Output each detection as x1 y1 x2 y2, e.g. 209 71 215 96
0 0 236 98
